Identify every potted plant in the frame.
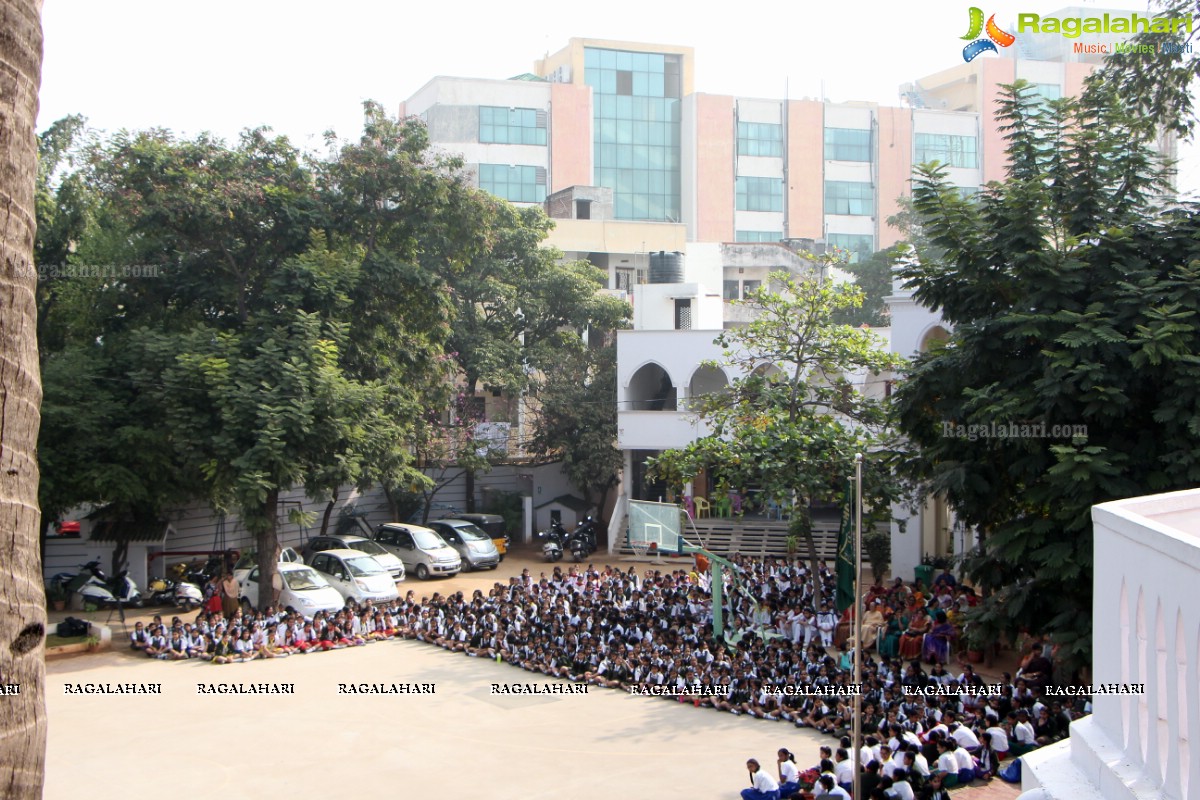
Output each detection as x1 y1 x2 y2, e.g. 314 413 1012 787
85 634 101 652
961 625 988 664
46 584 67 612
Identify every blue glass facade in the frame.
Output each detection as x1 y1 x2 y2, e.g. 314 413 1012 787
584 47 681 221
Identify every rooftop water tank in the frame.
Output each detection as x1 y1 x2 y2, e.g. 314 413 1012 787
648 251 684 284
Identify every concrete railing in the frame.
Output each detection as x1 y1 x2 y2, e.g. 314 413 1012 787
1028 489 1200 800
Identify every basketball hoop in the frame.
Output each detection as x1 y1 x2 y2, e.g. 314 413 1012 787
630 540 650 559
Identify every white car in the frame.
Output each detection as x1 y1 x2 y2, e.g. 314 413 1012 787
301 534 405 582
373 523 462 580
232 546 302 585
239 562 344 619
306 548 400 605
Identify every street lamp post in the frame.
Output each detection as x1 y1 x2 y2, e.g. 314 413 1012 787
852 452 864 800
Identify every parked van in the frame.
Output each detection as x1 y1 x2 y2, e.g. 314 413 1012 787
372 523 462 580
305 548 399 604
442 513 509 560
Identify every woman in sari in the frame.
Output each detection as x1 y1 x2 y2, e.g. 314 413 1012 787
878 610 904 659
899 607 931 661
922 611 957 665
844 600 887 652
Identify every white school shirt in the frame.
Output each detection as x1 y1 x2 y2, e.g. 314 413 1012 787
985 726 1009 752
780 761 799 784
751 770 779 792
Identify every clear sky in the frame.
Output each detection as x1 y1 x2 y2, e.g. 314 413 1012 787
37 0 1196 194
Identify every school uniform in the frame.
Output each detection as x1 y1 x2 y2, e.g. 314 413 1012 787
741 769 780 800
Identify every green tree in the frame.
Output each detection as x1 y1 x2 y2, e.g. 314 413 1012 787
894 80 1197 672
649 272 907 601
830 248 893 328
445 201 629 397
1096 0 1198 138
529 342 624 522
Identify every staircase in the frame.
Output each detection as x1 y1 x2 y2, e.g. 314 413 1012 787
615 517 848 560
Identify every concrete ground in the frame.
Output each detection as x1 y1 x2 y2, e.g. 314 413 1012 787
44 547 1021 799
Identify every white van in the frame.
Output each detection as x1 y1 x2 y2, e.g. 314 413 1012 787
306 548 400 604
373 523 462 580
238 562 345 619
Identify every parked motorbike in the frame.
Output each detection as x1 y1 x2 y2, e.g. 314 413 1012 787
105 568 144 607
537 521 568 562
49 561 120 609
566 516 598 562
147 577 204 610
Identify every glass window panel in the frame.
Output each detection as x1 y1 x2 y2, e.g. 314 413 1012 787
824 181 875 215
585 48 599 68
617 51 633 70
601 71 616 93
735 176 784 211
600 50 616 69
826 233 874 263
633 71 649 96
633 52 649 71
823 128 872 161
735 230 782 243
479 106 546 147
914 133 977 169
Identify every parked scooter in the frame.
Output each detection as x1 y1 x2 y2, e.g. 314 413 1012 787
566 516 598 562
105 568 144 608
50 561 120 609
147 577 204 610
537 521 568 562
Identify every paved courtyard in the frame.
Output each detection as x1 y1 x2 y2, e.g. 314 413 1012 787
44 551 1023 799
48 634 824 799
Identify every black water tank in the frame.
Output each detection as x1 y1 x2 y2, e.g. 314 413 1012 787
648 251 685 283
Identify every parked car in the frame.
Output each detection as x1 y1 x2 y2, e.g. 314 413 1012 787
305 548 399 605
428 519 501 571
372 523 461 580
442 513 510 560
238 562 345 619
232 547 302 584
301 534 405 581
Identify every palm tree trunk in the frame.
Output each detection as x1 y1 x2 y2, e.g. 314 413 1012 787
0 1 47 795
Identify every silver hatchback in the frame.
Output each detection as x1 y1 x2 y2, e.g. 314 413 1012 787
372 523 461 580
427 520 501 571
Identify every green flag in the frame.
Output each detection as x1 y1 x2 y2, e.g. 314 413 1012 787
836 477 855 613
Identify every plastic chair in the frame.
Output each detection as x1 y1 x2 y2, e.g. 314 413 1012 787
693 497 711 519
766 499 782 520
714 495 731 518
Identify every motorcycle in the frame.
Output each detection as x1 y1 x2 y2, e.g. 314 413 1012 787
566 516 598 562
105 568 144 608
49 561 120 609
147 577 204 610
537 521 567 562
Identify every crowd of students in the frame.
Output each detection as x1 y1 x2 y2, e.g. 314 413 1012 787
128 555 1081 798
738 674 1076 800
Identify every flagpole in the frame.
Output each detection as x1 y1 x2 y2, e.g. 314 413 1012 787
852 452 863 800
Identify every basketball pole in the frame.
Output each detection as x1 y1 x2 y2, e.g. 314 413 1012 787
852 452 863 800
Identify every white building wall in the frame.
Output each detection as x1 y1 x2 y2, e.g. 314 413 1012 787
405 76 552 118
735 210 785 233
824 104 874 129
736 98 784 123
632 283 723 330
1023 488 1200 800
736 156 784 178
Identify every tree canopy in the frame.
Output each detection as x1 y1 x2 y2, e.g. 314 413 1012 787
34 104 629 603
649 271 908 599
894 79 1199 671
